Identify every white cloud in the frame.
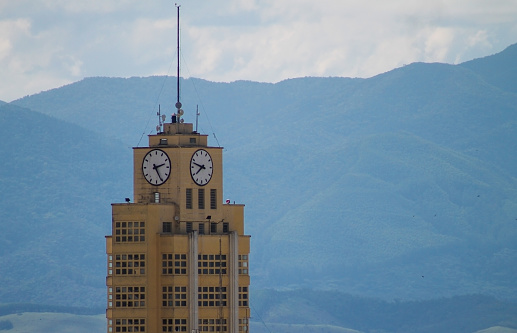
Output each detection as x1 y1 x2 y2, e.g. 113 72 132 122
0 0 516 101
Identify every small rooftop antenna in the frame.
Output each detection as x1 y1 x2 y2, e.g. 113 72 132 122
195 105 200 132
156 104 163 133
174 3 183 125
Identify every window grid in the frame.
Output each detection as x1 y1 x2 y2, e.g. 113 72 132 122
162 254 187 275
198 318 227 332
162 222 172 233
198 254 227 275
238 255 249 275
108 255 113 276
162 286 187 307
198 286 227 307
239 319 249 332
162 318 187 332
210 223 217 234
108 287 113 308
114 254 146 275
238 286 249 307
114 221 145 242
222 222 229 233
114 318 145 332
114 286 146 308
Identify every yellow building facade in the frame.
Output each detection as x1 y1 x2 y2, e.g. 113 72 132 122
106 121 250 333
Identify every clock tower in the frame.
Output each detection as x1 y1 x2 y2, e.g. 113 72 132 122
105 118 250 333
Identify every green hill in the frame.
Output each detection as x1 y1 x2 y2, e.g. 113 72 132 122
0 103 131 306
2 43 517 310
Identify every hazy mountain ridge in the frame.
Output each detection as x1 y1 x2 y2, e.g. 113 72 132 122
0 103 131 306
2 43 517 311
0 291 516 333
460 43 517 94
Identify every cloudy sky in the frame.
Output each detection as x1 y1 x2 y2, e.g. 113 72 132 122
1 0 516 102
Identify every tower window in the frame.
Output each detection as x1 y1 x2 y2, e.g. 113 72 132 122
239 255 249 275
114 286 146 308
160 138 168 145
198 188 205 209
199 223 205 235
239 286 249 307
154 192 160 203
210 222 217 234
198 287 227 307
198 254 227 275
163 318 187 332
114 222 145 243
198 318 227 332
210 189 217 209
114 318 145 333
162 254 187 275
162 286 187 307
114 254 146 275
163 222 172 233
223 222 229 233
190 138 196 144
186 189 192 209
186 222 192 233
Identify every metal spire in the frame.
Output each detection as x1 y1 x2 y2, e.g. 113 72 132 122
175 4 182 111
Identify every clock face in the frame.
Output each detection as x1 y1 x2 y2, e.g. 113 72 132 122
190 149 213 186
142 149 171 186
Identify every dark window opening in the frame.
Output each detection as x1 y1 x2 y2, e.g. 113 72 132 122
186 189 192 209
210 189 217 209
198 189 205 209
163 222 172 233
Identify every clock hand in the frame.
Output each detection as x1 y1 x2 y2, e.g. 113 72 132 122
153 164 164 181
194 164 206 175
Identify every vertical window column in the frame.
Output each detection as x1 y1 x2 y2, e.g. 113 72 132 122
198 188 205 209
210 189 217 209
186 189 192 209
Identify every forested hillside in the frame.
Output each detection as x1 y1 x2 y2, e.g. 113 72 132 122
0 103 131 306
2 43 517 316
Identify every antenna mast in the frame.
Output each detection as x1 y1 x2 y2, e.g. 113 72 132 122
195 105 200 132
175 4 181 111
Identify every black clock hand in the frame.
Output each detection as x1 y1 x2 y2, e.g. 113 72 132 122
153 164 164 181
194 165 206 175
193 162 205 169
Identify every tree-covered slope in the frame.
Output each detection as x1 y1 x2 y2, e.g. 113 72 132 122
459 43 517 94
0 103 131 306
4 43 517 307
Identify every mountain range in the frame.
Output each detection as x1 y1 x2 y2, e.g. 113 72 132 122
1 42 517 318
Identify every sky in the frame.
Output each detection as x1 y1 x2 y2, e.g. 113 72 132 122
1 0 517 102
